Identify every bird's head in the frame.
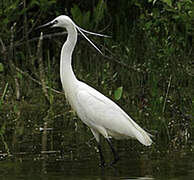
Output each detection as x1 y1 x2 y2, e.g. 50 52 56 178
37 15 74 29
36 15 110 55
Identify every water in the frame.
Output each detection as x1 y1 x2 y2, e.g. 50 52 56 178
0 106 193 180
0 148 194 180
0 131 193 180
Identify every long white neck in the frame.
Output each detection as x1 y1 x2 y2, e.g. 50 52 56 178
60 24 78 91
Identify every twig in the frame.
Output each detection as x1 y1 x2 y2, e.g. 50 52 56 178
36 32 50 103
0 38 7 55
0 83 9 107
14 32 68 48
102 46 146 73
162 75 172 113
23 0 32 58
9 23 20 100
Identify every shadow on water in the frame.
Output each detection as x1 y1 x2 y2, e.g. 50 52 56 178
0 105 193 180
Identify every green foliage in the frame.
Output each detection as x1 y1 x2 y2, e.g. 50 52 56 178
0 120 10 155
71 4 91 29
71 0 106 29
161 0 172 7
0 63 4 72
0 0 193 148
114 86 123 100
29 0 56 11
0 83 8 108
0 82 10 155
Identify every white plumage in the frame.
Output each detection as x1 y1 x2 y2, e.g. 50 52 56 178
38 15 152 166
76 82 152 146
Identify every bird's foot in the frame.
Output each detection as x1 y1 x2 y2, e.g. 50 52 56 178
99 157 119 167
109 156 119 166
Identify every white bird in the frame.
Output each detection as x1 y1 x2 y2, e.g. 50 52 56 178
38 15 152 166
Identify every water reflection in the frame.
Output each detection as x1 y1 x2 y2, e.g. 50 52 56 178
0 144 193 180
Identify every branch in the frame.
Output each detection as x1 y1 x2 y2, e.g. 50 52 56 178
9 23 20 100
36 32 50 103
102 46 146 73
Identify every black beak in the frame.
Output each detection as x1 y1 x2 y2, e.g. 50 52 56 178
35 20 56 30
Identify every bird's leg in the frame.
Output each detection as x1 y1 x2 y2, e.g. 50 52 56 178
97 142 105 167
106 138 119 165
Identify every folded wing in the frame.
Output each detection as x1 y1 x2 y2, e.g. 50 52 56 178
76 82 152 146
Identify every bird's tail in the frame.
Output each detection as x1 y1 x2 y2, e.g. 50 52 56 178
133 122 153 146
128 116 153 146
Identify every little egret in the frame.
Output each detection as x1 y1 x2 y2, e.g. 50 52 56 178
38 15 152 166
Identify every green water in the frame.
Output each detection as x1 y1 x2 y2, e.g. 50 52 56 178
0 126 193 179
0 147 193 180
0 104 193 180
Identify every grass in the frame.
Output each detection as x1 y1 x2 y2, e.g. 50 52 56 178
0 82 10 155
0 82 8 108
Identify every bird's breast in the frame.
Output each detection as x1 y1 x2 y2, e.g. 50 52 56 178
63 84 79 112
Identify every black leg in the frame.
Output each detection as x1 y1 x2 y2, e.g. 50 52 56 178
97 143 105 167
106 138 119 165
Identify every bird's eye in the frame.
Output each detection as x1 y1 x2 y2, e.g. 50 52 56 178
54 20 58 24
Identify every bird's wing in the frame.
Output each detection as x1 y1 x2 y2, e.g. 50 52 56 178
76 82 152 146
76 83 115 129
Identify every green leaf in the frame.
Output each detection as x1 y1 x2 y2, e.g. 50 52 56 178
17 72 22 79
162 0 172 7
145 21 152 29
93 0 106 24
71 4 82 25
114 86 123 100
0 63 4 72
83 11 91 28
149 0 157 5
